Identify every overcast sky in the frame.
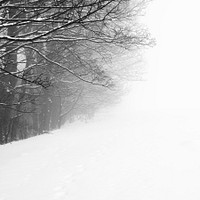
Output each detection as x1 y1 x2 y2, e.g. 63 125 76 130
124 0 200 110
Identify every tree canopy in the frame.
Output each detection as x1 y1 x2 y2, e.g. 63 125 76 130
0 0 151 144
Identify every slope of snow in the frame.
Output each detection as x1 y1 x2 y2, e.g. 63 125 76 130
0 109 200 200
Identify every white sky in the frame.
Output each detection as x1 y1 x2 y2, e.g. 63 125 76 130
125 0 200 110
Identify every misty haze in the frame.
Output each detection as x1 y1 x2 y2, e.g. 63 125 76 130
1 0 200 200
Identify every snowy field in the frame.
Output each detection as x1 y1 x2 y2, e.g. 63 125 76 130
1 108 200 200
1 0 200 199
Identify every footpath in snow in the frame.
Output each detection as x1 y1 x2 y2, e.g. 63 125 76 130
0 109 200 200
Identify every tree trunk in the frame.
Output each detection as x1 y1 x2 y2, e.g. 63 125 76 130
0 5 18 144
50 95 62 130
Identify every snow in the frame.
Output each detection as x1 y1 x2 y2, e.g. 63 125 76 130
1 109 200 200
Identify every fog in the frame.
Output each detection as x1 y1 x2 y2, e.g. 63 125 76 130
139 0 200 110
1 1 200 199
106 0 200 115
61 0 200 198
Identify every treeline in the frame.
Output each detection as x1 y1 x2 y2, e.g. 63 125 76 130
0 0 151 144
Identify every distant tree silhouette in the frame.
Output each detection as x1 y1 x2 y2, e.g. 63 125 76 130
0 0 152 144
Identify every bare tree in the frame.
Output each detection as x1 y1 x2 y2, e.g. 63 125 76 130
0 0 151 144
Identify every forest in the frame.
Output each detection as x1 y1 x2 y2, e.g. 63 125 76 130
0 0 151 144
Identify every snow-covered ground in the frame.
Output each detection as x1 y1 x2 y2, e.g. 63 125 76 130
0 108 200 200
